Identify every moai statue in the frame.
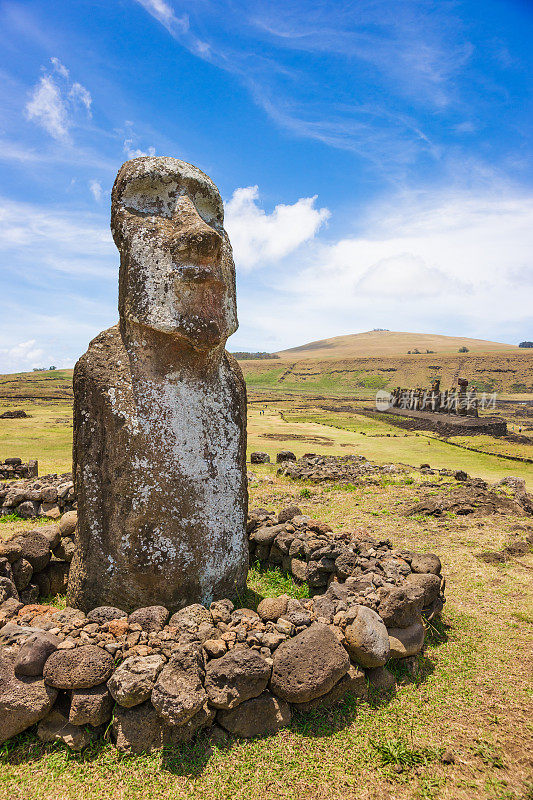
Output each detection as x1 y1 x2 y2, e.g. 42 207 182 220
457 378 468 416
68 157 248 613
467 386 479 417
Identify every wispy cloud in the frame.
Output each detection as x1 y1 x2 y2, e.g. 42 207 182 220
89 179 103 202
131 0 473 170
134 0 189 36
25 58 92 142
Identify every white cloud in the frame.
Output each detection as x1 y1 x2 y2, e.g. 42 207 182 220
251 189 533 346
89 180 103 202
25 75 70 140
134 0 189 35
225 185 330 271
0 196 114 276
0 340 45 373
50 57 69 79
69 82 92 115
123 138 156 158
25 60 92 141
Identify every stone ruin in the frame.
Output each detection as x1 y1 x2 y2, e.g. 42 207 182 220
0 157 447 751
0 458 38 481
0 473 74 519
0 504 444 750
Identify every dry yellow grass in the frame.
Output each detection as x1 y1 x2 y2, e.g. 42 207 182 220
276 330 519 360
1 466 532 800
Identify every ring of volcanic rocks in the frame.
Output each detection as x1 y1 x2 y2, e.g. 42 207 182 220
0 503 444 752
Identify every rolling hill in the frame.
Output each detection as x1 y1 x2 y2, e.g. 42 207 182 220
276 330 518 360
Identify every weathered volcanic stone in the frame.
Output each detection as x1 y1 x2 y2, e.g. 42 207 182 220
43 645 114 689
409 553 441 575
108 654 165 707
293 664 367 712
344 606 390 668
128 606 169 632
168 700 215 743
378 585 424 629
70 685 114 727
270 623 349 703
14 631 59 676
257 595 289 622
11 559 33 591
217 691 291 738
276 451 296 463
404 573 442 608
250 452 270 464
59 511 77 537
151 643 207 726
388 621 425 659
47 562 70 596
113 701 167 754
0 650 57 744
37 708 91 751
277 505 301 523
87 606 127 624
205 648 271 709
0 577 18 603
68 156 248 614
367 666 396 692
19 532 50 572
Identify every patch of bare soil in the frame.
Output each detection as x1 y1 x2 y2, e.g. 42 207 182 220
259 432 335 445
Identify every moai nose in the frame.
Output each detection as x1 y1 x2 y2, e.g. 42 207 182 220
170 197 222 264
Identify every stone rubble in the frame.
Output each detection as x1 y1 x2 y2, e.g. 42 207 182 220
0 473 75 520
0 503 445 752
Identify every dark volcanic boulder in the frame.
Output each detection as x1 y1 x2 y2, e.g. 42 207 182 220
14 631 59 677
270 623 349 703
43 645 114 689
19 532 51 572
87 606 127 624
292 663 367 712
128 605 169 632
250 452 270 464
112 701 167 754
378 585 424 628
108 654 165 707
344 606 390 668
0 650 57 744
388 621 425 659
70 685 114 727
217 690 291 738
151 644 207 726
205 648 271 710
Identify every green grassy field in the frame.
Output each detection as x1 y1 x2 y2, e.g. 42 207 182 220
1 464 532 800
1 371 532 800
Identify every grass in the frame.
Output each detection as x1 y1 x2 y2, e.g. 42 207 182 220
1 388 533 799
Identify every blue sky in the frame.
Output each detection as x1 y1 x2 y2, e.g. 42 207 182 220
0 0 532 371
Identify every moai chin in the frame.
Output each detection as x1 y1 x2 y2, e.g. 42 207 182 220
67 157 248 613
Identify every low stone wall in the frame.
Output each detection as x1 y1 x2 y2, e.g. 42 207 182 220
0 511 76 604
0 458 38 480
277 454 404 484
0 473 75 519
374 408 508 437
0 505 445 751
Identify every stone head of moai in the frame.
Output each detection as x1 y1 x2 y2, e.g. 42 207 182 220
111 156 237 354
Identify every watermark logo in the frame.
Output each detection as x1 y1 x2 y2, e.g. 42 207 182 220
375 390 392 411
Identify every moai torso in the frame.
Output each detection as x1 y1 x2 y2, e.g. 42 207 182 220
68 157 248 613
